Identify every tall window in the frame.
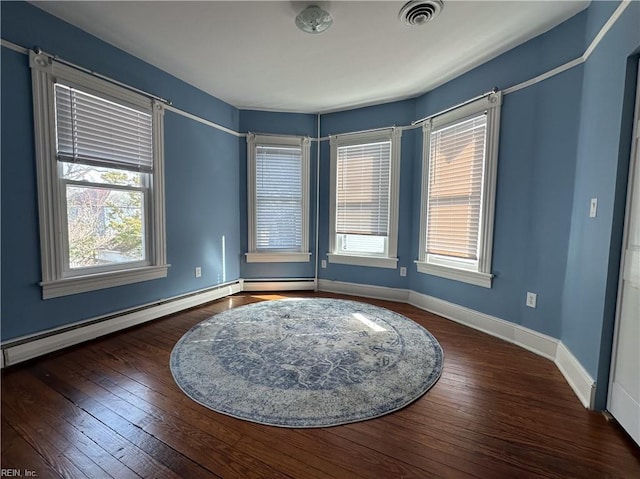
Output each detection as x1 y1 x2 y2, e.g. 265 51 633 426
417 92 502 287
30 51 167 299
329 128 401 269
246 134 311 263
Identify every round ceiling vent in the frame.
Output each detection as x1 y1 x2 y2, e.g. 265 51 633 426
399 0 444 26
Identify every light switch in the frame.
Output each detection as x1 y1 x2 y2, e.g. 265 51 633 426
589 198 598 218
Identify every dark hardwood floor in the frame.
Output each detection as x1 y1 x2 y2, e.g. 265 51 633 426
2 292 639 478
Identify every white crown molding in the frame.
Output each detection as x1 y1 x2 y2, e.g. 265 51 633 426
2 1 630 130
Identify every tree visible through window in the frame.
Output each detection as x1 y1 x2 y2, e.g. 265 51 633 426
30 50 167 298
63 164 145 269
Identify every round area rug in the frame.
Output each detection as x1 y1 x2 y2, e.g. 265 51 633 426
170 298 443 428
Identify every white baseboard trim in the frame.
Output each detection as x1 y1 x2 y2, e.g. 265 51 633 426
1 280 243 367
1 276 597 411
317 279 410 303
408 290 559 361
242 279 317 292
555 341 596 409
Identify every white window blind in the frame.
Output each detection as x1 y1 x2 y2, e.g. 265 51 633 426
255 145 303 250
427 114 487 260
54 83 153 172
336 141 391 238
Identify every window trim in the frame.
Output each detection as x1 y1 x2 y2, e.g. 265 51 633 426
245 133 311 263
415 92 502 288
30 51 168 299
328 128 401 269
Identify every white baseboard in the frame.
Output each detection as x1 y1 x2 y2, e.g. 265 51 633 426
555 341 596 409
1 280 243 367
1 276 597 411
408 290 559 361
242 279 316 292
317 279 410 303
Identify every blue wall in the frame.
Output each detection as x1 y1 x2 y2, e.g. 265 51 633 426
1 2 242 340
313 11 589 338
318 100 416 290
561 1 639 407
2 1 638 408
238 110 318 280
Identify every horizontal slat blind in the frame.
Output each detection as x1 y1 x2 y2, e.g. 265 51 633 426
54 83 153 172
336 141 391 237
427 114 486 260
255 145 302 250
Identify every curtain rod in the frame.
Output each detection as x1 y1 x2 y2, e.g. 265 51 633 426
410 87 499 126
328 125 396 138
32 46 172 105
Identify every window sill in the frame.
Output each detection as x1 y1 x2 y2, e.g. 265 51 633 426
41 264 170 299
328 253 398 269
245 252 311 263
415 261 493 288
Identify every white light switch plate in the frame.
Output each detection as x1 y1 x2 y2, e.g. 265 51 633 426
589 198 598 218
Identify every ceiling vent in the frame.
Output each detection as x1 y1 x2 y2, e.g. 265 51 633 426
399 0 444 26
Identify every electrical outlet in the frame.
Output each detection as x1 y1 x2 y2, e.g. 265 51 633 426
195 266 202 278
321 259 327 268
400 266 407 277
526 292 537 308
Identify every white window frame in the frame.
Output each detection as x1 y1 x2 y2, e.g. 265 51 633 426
245 134 311 263
328 128 401 269
30 51 168 299
415 92 502 288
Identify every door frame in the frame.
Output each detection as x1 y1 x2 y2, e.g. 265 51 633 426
607 62 640 411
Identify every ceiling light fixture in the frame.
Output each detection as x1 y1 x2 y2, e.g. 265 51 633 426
296 5 333 34
399 0 444 26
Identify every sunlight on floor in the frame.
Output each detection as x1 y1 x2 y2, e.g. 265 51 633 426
352 312 387 332
250 294 290 301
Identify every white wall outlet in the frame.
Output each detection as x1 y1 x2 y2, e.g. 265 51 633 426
321 259 327 269
589 197 598 218
400 266 407 277
526 292 537 308
195 266 202 278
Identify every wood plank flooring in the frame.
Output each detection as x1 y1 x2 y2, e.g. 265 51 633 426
2 292 639 478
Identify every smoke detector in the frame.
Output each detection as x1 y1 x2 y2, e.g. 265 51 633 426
296 5 333 34
399 0 444 26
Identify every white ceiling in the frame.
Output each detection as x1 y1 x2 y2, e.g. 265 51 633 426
31 1 590 113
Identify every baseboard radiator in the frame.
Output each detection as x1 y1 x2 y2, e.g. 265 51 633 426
1 280 243 368
242 278 316 292
0 277 596 411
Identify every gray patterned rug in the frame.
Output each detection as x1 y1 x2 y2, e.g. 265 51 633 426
170 298 443 428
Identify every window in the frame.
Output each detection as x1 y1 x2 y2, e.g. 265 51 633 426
329 128 401 269
30 51 168 299
246 134 311 263
416 92 502 287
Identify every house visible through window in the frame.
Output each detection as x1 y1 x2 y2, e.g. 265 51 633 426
30 51 167 299
329 128 401 269
416 91 502 287
246 134 311 263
